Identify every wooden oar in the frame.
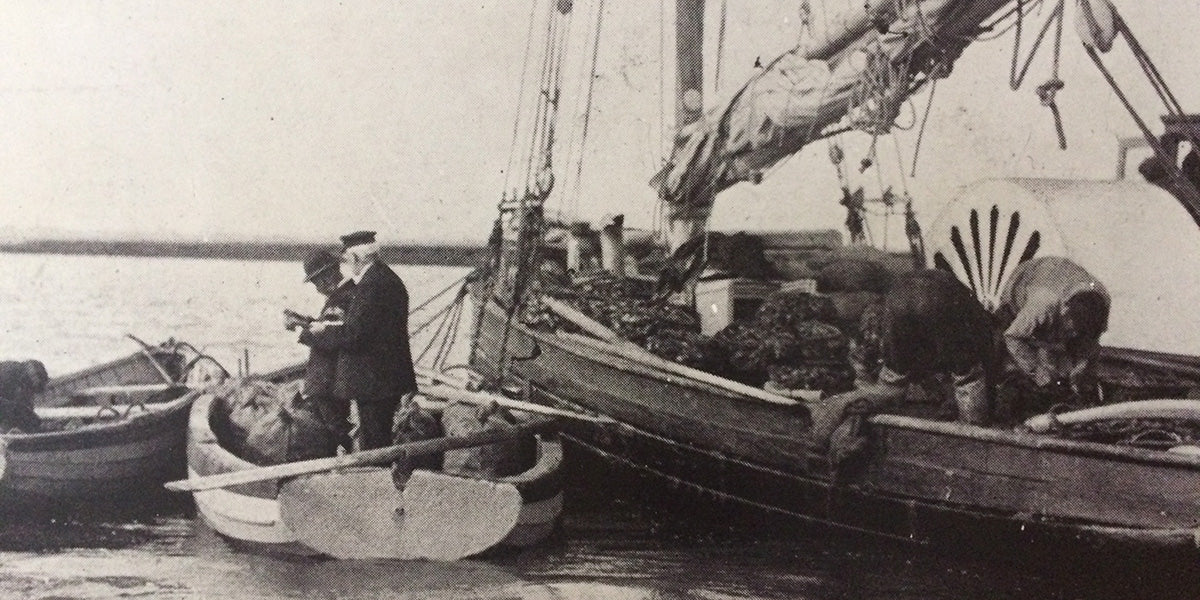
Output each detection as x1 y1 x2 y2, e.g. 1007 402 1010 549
1025 399 1200 433
72 383 184 396
414 373 617 425
413 366 471 388
164 417 558 493
126 334 176 384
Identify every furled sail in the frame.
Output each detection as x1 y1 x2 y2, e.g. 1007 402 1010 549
652 0 1017 218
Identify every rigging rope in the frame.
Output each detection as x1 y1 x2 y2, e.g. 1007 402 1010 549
560 0 607 221
714 0 728 93
501 0 544 206
910 78 936 177
1085 46 1200 228
569 0 606 215
1008 0 1067 150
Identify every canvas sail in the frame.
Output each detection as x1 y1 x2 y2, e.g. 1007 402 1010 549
651 0 1018 220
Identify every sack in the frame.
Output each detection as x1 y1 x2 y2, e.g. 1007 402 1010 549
442 402 536 478
755 292 838 329
215 380 278 456
392 399 444 471
241 392 337 466
815 259 892 294
826 291 883 333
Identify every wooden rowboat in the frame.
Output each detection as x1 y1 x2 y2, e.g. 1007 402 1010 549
0 338 218 508
472 296 1200 554
186 368 564 559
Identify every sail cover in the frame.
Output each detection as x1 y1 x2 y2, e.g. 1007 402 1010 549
652 0 1015 217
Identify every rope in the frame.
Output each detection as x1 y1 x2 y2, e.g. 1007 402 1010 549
714 0 728 93
1085 46 1200 229
500 0 541 204
891 133 910 197
1111 13 1199 155
1007 0 1067 150
409 274 470 317
1115 13 1184 117
1008 0 1063 90
566 0 608 215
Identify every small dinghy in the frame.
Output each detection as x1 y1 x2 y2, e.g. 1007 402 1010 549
184 371 564 559
0 337 223 508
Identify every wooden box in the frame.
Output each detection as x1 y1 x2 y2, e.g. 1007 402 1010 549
695 278 781 335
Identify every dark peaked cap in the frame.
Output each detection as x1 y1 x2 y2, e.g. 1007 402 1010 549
302 248 339 282
340 230 377 248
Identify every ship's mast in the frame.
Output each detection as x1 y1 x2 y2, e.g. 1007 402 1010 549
664 0 707 254
675 0 704 128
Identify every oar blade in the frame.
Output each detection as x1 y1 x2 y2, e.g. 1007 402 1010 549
279 469 521 560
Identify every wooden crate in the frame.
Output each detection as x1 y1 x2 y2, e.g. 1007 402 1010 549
695 278 780 335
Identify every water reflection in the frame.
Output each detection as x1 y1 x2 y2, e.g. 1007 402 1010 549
0 485 1196 600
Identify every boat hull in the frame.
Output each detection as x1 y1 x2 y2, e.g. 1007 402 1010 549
0 343 197 508
473 298 1200 553
186 385 563 559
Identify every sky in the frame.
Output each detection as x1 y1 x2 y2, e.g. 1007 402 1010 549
0 1 1195 246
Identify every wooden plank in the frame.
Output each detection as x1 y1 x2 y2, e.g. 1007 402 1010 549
872 413 1200 468
417 380 615 424
168 418 557 492
36 401 176 421
541 296 801 406
865 426 1200 528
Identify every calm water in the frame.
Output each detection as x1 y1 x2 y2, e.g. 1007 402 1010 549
0 252 1188 600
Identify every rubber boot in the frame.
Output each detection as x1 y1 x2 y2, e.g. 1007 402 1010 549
952 364 989 425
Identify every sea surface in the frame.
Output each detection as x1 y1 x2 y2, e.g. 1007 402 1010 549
0 252 1189 600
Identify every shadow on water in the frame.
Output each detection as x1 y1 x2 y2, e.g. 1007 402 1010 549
0 486 192 552
550 444 1200 600
0 448 1194 599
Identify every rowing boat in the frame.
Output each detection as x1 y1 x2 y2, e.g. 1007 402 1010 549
185 367 563 559
0 338 219 508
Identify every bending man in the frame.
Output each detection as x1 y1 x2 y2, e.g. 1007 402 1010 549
996 256 1110 405
300 231 417 450
818 269 997 445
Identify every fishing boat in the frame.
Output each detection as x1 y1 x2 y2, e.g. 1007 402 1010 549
185 366 564 559
458 0 1200 554
0 337 222 508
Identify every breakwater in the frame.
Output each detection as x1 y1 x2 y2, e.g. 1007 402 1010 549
0 239 484 267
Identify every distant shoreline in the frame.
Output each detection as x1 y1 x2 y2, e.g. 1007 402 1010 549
0 239 485 267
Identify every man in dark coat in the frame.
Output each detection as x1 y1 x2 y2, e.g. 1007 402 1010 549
815 269 998 448
289 248 356 451
300 231 417 450
0 360 48 433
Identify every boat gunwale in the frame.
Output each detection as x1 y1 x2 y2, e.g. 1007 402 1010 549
39 345 186 399
189 378 564 497
488 299 1200 471
2 391 193 445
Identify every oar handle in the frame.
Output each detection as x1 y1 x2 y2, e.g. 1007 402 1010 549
165 417 558 493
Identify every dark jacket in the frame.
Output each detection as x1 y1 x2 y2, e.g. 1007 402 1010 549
300 262 417 401
0 361 43 432
880 269 996 378
301 281 356 399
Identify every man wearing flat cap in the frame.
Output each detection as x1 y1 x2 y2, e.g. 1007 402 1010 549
288 248 356 451
300 231 417 450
